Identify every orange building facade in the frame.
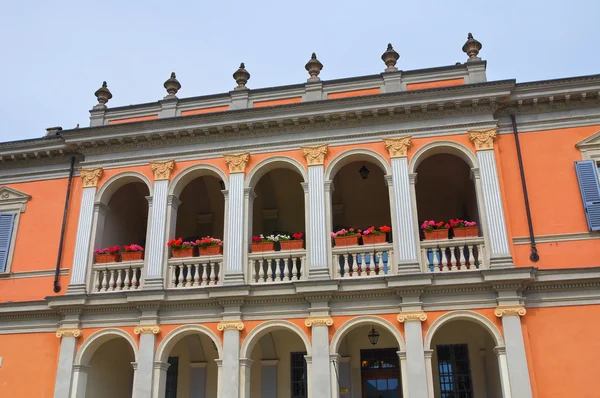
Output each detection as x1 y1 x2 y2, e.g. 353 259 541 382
1 35 600 398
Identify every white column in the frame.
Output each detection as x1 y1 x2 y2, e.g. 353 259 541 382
70 364 90 398
54 332 79 398
423 349 434 398
398 311 428 398
470 130 512 267
306 317 332 397
496 307 532 398
239 358 254 398
67 186 97 294
224 172 246 284
307 165 329 278
145 179 169 288
261 360 278 398
398 351 410 398
218 320 243 398
132 327 159 398
494 346 513 398
152 361 170 398
215 359 223 398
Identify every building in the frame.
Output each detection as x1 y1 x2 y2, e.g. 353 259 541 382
0 33 599 398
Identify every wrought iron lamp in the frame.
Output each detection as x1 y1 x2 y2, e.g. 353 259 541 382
359 163 370 180
368 325 380 345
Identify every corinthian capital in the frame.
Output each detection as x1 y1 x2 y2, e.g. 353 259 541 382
383 136 411 158
301 144 328 166
80 168 103 188
150 160 175 181
224 153 250 174
468 128 497 150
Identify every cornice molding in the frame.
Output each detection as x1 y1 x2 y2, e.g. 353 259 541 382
56 328 82 338
134 325 161 335
304 316 334 327
494 305 526 317
217 320 245 331
397 311 427 322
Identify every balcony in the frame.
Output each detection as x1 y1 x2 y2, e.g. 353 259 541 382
333 243 394 278
92 260 144 292
168 255 223 288
248 249 306 283
420 236 487 272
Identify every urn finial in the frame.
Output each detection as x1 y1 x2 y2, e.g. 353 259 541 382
94 81 112 109
462 33 482 62
381 43 400 72
163 72 181 98
233 63 250 90
305 52 323 83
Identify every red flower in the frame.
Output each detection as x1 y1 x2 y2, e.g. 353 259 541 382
292 232 304 240
252 236 262 243
379 225 391 233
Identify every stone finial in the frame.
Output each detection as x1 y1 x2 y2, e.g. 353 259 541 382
224 152 250 173
383 136 412 158
301 144 328 166
163 72 181 99
381 43 400 72
80 168 103 188
462 33 482 62
468 128 497 150
305 52 323 82
233 63 250 90
94 81 112 108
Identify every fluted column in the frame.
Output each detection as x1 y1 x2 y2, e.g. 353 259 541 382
469 129 512 267
397 310 428 398
495 306 532 398
145 160 175 289
384 137 420 272
223 153 250 284
305 316 333 397
218 319 244 398
301 145 329 279
132 323 161 398
53 328 82 398
67 168 103 294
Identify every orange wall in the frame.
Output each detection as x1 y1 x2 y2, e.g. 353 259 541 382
253 97 302 108
327 88 381 99
108 114 158 124
406 78 465 90
181 106 229 116
0 332 59 397
523 305 600 398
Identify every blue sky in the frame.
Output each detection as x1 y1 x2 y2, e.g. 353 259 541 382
1 0 598 142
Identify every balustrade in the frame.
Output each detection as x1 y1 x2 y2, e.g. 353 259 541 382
333 243 394 278
92 260 144 292
168 256 223 288
248 250 306 284
420 237 486 272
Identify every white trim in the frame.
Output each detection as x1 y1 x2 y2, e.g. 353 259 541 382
0 268 68 279
239 320 312 358
245 156 307 188
513 231 600 244
324 148 391 181
329 315 406 353
0 186 31 275
74 328 139 366
407 140 479 174
168 163 229 197
423 310 504 350
95 171 153 205
155 324 222 362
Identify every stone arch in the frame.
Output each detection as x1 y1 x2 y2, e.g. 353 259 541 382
330 315 406 354
245 156 307 189
240 320 311 359
96 171 153 205
423 310 504 350
74 328 138 366
324 148 391 181
155 324 223 362
169 163 229 198
408 140 479 174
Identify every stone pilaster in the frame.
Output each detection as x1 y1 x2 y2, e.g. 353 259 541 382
67 168 103 294
218 319 245 398
301 144 329 279
469 128 513 267
145 160 175 289
305 315 333 397
53 328 82 398
495 305 533 398
133 323 161 398
397 306 428 398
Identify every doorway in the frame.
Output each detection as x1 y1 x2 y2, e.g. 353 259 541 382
360 348 402 398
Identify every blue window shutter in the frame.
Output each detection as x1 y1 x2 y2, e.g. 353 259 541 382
575 160 600 231
0 213 16 272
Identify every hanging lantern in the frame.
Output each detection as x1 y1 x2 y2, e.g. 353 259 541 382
368 326 380 345
359 163 370 180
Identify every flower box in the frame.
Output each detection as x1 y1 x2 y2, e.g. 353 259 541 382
95 253 119 263
334 236 359 247
121 251 144 261
453 226 479 238
424 229 448 240
172 248 194 258
362 234 386 245
280 240 303 250
251 242 275 252
199 245 223 256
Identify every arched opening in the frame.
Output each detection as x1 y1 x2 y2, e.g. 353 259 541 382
156 332 220 398
327 154 393 278
175 176 225 241
427 319 503 398
243 324 311 398
247 161 306 284
82 336 135 398
332 318 406 398
414 151 485 271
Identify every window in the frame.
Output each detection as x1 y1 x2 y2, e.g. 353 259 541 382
165 356 179 398
290 351 307 398
0 186 30 274
436 344 473 398
574 160 600 231
360 348 402 397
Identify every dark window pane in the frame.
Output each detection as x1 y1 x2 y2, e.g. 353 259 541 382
290 351 307 398
165 356 179 398
436 344 473 398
